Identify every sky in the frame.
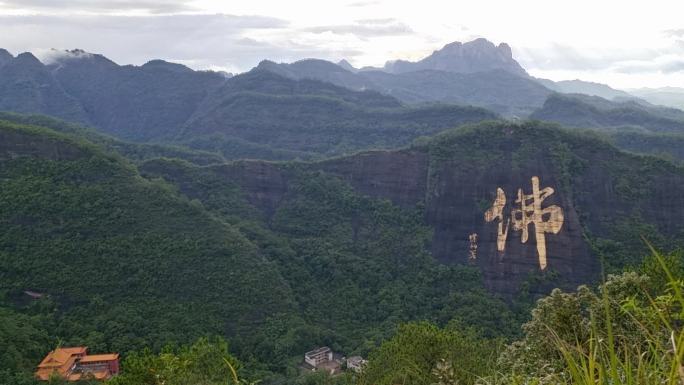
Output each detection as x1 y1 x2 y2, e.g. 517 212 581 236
0 0 683 89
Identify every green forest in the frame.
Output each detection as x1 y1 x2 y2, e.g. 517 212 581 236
2 116 684 385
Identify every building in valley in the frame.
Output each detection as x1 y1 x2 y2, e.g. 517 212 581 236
35 347 119 381
302 347 342 374
304 347 333 367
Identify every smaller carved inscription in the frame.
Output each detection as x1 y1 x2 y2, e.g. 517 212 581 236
468 233 478 262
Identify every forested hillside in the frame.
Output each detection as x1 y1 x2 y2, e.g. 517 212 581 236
0 119 518 384
257 60 552 116
530 93 684 133
3 114 684 385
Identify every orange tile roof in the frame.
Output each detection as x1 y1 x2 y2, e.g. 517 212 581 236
35 347 87 380
79 354 119 363
37 347 87 368
35 346 118 382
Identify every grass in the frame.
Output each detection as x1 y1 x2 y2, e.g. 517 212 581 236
475 241 684 385
547 243 683 385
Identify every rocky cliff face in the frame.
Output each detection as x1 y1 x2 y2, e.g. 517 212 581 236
317 133 598 294
177 122 684 296
383 38 528 76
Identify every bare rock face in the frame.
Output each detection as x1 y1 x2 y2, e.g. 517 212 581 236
311 144 596 294
383 38 528 77
181 122 684 296
318 150 429 208
421 150 596 294
212 160 290 218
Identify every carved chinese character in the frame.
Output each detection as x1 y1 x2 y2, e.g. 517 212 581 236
468 233 478 262
484 188 509 253
483 176 564 270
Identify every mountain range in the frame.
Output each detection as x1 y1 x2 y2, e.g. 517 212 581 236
2 39 683 162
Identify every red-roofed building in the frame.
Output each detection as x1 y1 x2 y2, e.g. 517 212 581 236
35 347 119 381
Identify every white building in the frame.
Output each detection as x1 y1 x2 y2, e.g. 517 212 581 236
304 347 333 368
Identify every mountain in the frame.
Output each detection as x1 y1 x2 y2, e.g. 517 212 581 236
530 93 684 133
179 68 497 158
0 49 498 160
337 59 357 72
0 48 12 67
257 59 373 91
255 39 552 116
379 38 528 76
361 69 551 116
0 111 228 165
628 87 684 110
257 59 551 116
0 52 89 124
256 40 655 118
45 49 227 141
536 78 633 100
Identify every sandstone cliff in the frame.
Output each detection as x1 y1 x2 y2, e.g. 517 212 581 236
144 121 684 296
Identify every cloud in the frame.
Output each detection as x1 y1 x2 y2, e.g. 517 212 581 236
304 18 413 38
516 43 661 72
665 28 684 38
0 0 198 14
514 38 684 78
662 61 684 73
612 56 684 74
39 48 94 65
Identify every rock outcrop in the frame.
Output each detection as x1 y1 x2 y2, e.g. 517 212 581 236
184 122 684 296
383 38 528 76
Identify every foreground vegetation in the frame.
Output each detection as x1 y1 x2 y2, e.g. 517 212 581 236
357 249 684 385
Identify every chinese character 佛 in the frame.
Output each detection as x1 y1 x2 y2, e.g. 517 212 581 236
483 176 564 270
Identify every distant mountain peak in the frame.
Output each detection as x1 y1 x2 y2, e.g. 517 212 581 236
49 48 93 61
15 52 43 66
256 59 277 68
0 48 13 59
142 59 193 73
0 48 13 67
42 48 117 68
382 38 528 76
337 59 357 72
